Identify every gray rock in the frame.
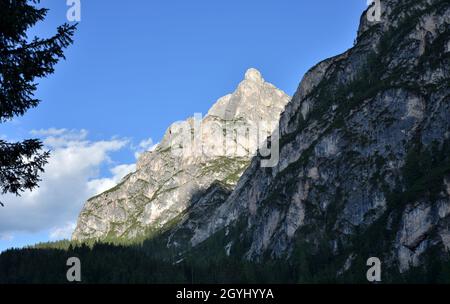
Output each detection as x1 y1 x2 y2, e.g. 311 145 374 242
179 0 450 274
73 0 450 279
72 69 290 241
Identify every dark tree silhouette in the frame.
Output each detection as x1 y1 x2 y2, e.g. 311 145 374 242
0 0 76 206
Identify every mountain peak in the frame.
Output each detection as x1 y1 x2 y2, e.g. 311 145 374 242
207 68 289 121
72 69 290 242
244 68 264 83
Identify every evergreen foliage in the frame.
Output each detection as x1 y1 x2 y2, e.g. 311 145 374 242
0 0 76 205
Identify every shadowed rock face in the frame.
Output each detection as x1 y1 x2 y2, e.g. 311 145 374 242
171 0 450 275
74 0 450 279
72 69 290 241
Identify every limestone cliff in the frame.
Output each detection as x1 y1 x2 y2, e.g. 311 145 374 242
75 0 450 279
169 0 450 277
72 69 290 241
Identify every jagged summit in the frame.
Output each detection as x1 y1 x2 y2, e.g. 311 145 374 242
244 68 264 83
4 0 450 284
207 68 287 121
73 69 290 241
179 0 450 276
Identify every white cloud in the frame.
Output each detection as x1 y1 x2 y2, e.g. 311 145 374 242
42 129 89 148
134 137 159 159
87 164 136 196
0 129 133 240
49 222 77 240
0 233 14 241
31 128 69 137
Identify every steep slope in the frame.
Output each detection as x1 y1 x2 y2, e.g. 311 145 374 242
72 69 290 241
2 0 450 284
172 0 450 278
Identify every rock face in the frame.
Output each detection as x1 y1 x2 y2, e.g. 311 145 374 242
74 0 450 279
167 0 450 276
72 69 290 241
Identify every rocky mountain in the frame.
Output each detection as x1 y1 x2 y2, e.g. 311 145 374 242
142 0 450 279
170 0 450 278
75 0 450 278
72 68 290 241
1 0 449 284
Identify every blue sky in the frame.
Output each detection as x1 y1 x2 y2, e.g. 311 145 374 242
0 0 368 252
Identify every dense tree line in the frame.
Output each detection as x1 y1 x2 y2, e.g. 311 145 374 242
1 140 450 284
1 233 449 284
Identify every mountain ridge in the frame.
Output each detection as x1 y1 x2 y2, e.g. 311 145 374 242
74 0 450 276
1 0 449 284
72 68 290 241
180 0 450 275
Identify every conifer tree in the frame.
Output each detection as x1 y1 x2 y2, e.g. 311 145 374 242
0 0 76 205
